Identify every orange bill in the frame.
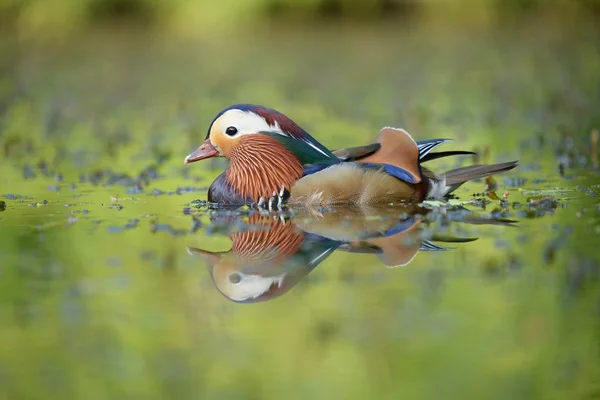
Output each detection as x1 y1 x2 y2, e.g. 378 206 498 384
184 139 219 164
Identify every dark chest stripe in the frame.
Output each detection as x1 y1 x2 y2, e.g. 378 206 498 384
207 172 252 207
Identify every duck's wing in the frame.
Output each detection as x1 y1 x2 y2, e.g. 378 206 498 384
302 127 426 183
332 143 381 161
358 127 422 183
355 162 420 184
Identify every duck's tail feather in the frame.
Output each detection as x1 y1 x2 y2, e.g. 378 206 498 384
332 143 381 161
441 161 519 196
425 161 518 198
445 161 519 185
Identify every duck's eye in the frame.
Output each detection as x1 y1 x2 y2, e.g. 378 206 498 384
225 126 238 136
229 273 242 284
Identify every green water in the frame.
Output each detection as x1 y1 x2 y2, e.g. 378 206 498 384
1 18 600 400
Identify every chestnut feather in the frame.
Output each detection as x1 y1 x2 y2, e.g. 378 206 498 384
252 107 307 139
227 135 304 203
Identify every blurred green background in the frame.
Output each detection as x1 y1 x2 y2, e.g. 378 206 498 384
1 1 599 399
2 0 600 38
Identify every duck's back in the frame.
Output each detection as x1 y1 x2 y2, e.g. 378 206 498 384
290 163 418 206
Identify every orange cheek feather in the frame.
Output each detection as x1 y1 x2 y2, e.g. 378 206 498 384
210 133 238 158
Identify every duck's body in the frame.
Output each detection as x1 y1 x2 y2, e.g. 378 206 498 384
291 162 418 206
185 104 518 208
205 138 424 207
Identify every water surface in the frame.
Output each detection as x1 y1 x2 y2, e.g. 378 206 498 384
1 20 599 400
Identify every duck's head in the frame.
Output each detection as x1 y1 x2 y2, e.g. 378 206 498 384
184 104 336 203
184 104 328 163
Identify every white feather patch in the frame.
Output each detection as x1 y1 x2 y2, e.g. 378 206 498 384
426 176 450 200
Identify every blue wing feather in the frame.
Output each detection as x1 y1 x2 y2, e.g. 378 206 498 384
302 163 335 176
303 161 418 184
359 162 418 184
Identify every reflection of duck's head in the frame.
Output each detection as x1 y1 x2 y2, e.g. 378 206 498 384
188 247 293 303
188 216 310 303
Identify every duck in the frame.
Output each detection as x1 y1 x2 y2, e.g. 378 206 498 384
184 104 518 209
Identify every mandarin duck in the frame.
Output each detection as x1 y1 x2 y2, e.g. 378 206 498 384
184 104 518 209
187 208 504 303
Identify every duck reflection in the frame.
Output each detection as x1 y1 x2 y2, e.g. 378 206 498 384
188 207 514 303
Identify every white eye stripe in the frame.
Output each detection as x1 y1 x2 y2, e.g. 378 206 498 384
212 109 281 139
210 107 338 161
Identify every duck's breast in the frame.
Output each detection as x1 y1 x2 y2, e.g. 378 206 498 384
290 163 417 206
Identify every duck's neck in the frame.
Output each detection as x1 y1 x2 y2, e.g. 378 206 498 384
226 135 304 203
